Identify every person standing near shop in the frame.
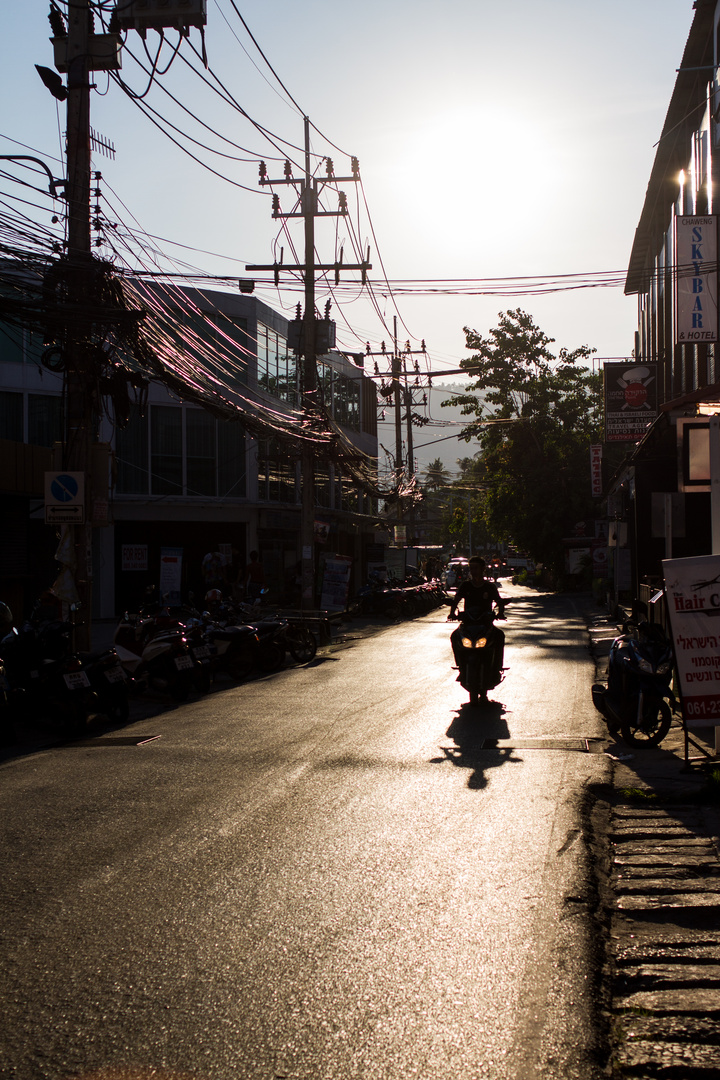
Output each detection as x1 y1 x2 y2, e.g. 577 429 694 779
245 550 266 602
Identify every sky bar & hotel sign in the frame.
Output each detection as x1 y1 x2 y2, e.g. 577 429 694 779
675 216 718 344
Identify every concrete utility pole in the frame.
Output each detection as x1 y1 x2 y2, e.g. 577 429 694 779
366 325 427 543
248 123 370 607
64 0 94 650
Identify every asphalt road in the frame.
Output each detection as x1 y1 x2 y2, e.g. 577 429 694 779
0 585 610 1080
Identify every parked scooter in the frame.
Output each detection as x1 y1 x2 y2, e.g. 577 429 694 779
449 607 506 706
113 613 200 700
592 620 676 746
0 608 98 738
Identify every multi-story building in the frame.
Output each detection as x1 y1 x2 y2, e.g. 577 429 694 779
609 0 720 605
0 277 379 621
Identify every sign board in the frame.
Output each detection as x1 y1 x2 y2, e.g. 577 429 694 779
663 554 720 726
122 545 148 572
44 471 85 524
590 444 603 497
320 555 353 611
160 547 183 604
604 362 658 442
675 215 718 344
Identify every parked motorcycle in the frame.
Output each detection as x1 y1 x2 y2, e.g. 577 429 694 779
0 615 98 738
113 613 201 700
591 620 676 746
449 607 506 706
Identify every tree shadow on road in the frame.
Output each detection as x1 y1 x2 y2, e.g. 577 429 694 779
432 699 522 790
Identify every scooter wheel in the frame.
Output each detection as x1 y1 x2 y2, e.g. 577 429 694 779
287 627 317 664
620 700 672 747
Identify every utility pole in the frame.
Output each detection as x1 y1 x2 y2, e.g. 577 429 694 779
247 123 370 607
64 0 94 650
366 327 427 544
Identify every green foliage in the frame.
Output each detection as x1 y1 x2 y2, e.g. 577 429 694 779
442 309 602 573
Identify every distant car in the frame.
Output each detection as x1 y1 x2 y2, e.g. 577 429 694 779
443 558 468 588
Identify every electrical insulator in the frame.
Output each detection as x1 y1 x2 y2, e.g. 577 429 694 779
421 340 426 351
259 161 267 180
326 158 334 177
351 157 359 178
272 194 280 217
338 191 347 213
374 362 379 375
284 160 292 178
381 342 386 354
365 341 371 353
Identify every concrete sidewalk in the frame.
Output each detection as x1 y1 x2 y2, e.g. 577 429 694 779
588 612 720 1078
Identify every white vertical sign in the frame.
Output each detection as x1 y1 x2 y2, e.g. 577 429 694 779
675 215 718 343
663 554 720 726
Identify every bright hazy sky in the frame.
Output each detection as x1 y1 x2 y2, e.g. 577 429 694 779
0 1 696 396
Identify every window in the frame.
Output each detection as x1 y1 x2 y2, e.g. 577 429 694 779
116 406 149 494
186 409 216 496
0 391 23 441
28 394 62 447
218 421 246 497
257 322 296 404
115 404 246 498
151 405 183 495
257 439 297 502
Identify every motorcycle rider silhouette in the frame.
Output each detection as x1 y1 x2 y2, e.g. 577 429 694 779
448 556 506 700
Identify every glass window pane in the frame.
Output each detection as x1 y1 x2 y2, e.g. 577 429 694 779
116 405 149 494
186 409 216 496
28 394 62 447
151 405 182 495
218 421 246 497
0 391 23 441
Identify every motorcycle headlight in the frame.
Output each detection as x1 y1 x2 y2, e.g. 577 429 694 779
657 661 672 676
461 636 487 649
636 657 654 674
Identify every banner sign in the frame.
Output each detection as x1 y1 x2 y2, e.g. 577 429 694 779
663 554 720 727
320 555 352 611
160 546 183 604
604 362 658 442
590 444 603 497
675 215 718 344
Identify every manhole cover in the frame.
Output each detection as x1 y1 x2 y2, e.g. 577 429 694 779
480 737 602 752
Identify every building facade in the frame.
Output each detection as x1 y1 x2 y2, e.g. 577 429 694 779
609 0 720 605
0 281 380 621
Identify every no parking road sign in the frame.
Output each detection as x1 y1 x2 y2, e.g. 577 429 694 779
45 471 85 524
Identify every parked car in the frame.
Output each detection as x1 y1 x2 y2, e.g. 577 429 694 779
443 558 469 589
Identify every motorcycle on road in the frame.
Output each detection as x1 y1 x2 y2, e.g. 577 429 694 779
449 607 507 706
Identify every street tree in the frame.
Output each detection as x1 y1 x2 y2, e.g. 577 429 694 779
442 308 603 573
422 458 452 490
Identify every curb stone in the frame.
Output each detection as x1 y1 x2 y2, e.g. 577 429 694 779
587 609 720 1077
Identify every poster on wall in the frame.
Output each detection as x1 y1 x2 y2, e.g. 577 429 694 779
663 554 720 727
675 215 718 344
160 547 183 604
320 555 352 611
603 362 658 442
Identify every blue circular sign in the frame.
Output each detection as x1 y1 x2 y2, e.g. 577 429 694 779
50 474 79 503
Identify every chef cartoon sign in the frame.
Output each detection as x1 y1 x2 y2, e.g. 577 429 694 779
604 362 658 442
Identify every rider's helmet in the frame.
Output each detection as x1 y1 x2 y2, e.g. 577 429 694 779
204 588 223 605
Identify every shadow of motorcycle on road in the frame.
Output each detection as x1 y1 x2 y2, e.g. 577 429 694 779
431 701 522 790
